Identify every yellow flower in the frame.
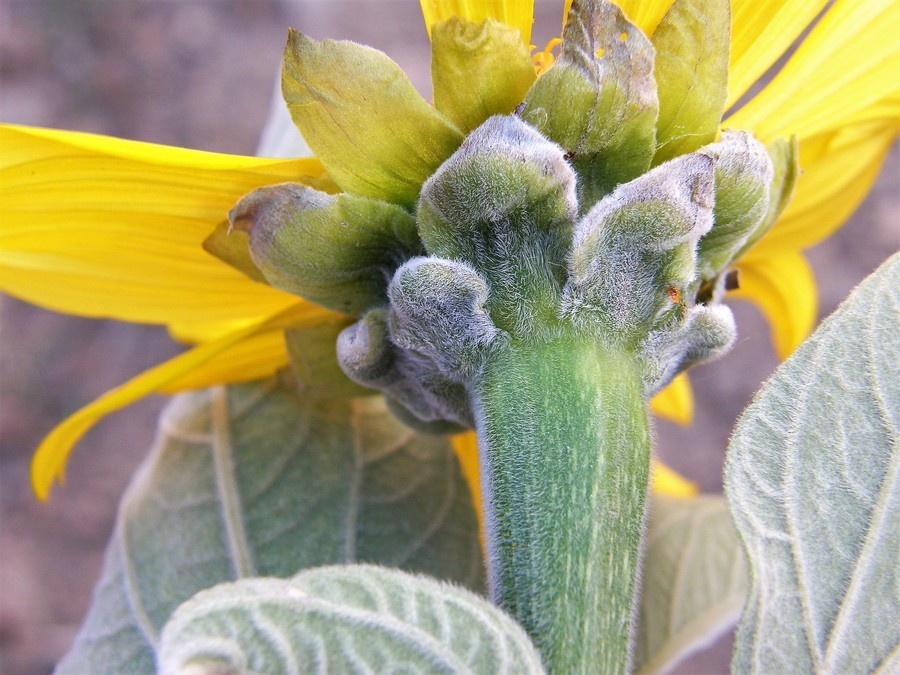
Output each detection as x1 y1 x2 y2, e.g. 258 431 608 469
1 0 897 501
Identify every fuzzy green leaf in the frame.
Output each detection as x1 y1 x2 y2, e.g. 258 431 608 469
159 565 544 674
282 31 463 207
522 0 658 209
634 495 748 674
57 380 483 673
652 0 729 164
726 254 900 673
432 17 536 133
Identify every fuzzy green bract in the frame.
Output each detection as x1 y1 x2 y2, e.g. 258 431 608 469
522 0 659 210
726 254 900 673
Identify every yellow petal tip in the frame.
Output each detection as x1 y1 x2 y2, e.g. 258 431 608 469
651 460 699 498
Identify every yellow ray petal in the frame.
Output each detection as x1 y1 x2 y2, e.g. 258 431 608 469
561 0 573 31
731 251 817 360
0 125 322 328
650 459 699 498
614 0 675 36
725 0 900 141
30 304 332 500
160 305 344 392
452 431 483 519
748 120 898 257
420 0 535 45
727 0 829 109
650 373 694 426
167 317 263 344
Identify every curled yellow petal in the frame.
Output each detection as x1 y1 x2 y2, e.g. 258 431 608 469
726 0 900 141
732 251 817 360
0 125 319 329
727 0 829 109
650 373 694 426
167 317 263 344
420 0 535 45
749 120 899 257
451 431 483 552
30 304 333 501
650 459 699 498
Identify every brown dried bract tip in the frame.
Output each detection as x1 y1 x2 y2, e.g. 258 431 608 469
724 269 740 291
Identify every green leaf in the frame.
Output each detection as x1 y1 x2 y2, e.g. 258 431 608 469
282 30 464 207
57 380 483 673
725 253 900 673
522 0 658 209
651 0 729 164
159 565 545 674
431 17 536 134
230 183 423 316
634 495 748 674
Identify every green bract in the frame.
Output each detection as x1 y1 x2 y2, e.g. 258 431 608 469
651 0 730 164
522 0 658 209
431 17 536 133
281 30 464 207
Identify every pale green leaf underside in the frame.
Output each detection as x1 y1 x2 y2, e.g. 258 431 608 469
726 253 899 673
159 565 545 674
634 495 748 674
57 379 483 673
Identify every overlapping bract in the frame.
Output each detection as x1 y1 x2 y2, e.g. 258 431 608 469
239 1 780 429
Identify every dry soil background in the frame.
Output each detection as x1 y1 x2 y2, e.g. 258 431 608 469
0 1 897 673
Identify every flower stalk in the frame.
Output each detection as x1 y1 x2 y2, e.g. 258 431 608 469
474 336 650 672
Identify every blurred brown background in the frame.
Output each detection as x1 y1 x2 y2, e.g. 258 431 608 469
0 1 897 673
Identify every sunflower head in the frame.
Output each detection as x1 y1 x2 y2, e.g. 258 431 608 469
4 0 896 499
226 0 794 430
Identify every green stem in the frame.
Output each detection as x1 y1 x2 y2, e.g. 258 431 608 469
473 336 651 674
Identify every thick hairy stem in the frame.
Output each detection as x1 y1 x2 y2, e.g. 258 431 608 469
473 337 651 674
